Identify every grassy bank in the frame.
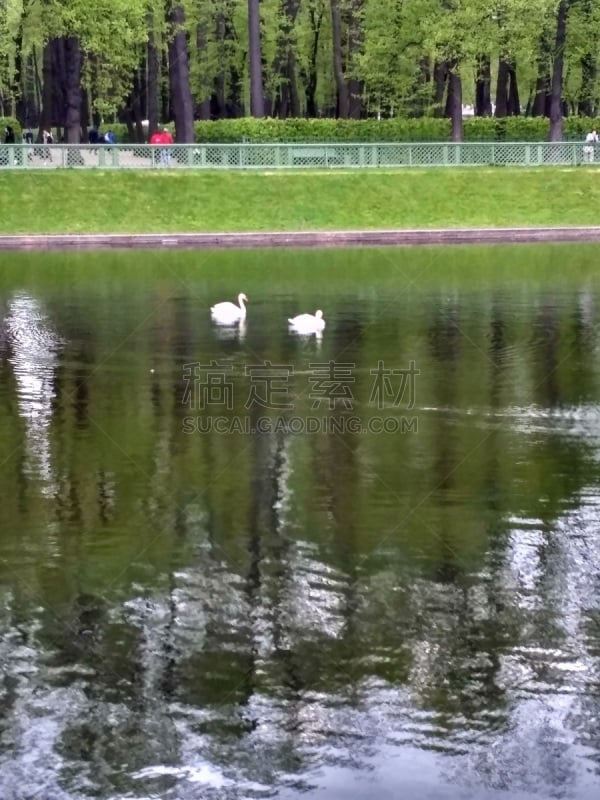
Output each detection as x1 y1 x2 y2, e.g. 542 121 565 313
1 167 600 234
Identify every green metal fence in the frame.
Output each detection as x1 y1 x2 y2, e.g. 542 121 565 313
1 141 599 170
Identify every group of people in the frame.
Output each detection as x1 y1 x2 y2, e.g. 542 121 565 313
87 128 116 145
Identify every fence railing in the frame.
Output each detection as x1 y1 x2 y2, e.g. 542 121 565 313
1 141 599 170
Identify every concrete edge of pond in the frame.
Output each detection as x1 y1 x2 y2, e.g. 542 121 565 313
2 227 600 251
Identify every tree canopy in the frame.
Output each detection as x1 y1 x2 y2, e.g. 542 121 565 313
0 0 598 142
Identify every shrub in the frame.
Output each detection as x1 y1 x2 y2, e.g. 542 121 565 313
96 115 600 145
193 117 454 143
191 116 566 143
0 116 22 141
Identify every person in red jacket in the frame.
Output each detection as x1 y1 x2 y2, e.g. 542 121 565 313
150 128 173 166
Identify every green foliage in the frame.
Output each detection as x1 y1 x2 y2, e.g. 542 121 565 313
193 117 454 143
564 116 600 138
0 116 21 139
191 117 561 143
465 116 550 142
189 115 600 144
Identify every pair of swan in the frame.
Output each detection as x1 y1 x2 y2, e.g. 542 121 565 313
211 293 325 334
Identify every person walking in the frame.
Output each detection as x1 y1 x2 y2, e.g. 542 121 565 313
584 129 598 163
160 127 174 166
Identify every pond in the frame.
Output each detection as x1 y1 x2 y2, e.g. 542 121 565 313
0 244 599 800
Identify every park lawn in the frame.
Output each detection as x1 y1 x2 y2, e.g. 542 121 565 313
0 167 599 234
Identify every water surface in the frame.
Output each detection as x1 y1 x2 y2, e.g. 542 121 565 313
1 245 600 800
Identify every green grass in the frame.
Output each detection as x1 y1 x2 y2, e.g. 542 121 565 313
1 167 600 234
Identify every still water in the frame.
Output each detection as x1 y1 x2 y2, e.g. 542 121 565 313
0 245 600 800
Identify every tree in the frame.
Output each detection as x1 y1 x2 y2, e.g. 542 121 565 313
168 0 195 141
271 0 302 118
330 0 364 118
248 0 265 116
549 0 569 141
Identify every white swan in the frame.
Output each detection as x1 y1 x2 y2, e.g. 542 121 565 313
288 309 326 334
211 293 247 324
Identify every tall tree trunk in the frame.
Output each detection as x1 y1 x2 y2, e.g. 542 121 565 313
81 87 91 131
132 70 145 142
213 7 227 118
119 69 145 143
303 2 324 116
579 53 597 116
64 36 82 143
346 1 364 119
272 0 302 118
495 58 510 117
147 15 160 134
496 59 521 117
161 48 170 124
549 0 569 141
448 69 463 142
38 40 53 140
577 0 596 115
508 64 520 116
287 50 301 117
331 0 349 117
475 54 492 116
52 37 66 136
530 30 552 117
433 61 448 117
409 57 432 118
168 2 195 142
248 0 265 117
32 46 43 123
196 18 212 120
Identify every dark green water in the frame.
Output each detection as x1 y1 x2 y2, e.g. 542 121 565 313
1 245 600 800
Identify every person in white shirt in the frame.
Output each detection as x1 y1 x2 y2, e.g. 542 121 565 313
584 129 598 162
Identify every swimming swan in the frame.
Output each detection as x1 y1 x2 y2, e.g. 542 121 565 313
288 309 326 334
211 293 248 324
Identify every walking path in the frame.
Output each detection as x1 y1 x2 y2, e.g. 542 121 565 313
2 227 600 251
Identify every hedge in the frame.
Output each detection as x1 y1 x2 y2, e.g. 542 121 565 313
190 116 600 143
3 116 600 144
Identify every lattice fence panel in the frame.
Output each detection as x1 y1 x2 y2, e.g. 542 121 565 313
204 146 241 168
540 143 577 165
494 143 527 165
375 145 410 167
408 144 448 166
2 141 598 171
458 145 495 165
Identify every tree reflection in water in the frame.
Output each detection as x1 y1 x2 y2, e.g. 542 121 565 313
0 248 599 799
